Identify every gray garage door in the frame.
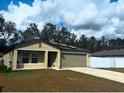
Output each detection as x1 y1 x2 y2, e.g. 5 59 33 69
61 53 87 67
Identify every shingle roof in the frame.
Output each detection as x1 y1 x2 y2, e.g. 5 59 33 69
2 45 15 54
92 49 124 57
50 41 90 52
3 40 90 54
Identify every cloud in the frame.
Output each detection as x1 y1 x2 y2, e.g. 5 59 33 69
1 0 124 39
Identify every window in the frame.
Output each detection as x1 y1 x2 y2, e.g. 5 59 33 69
22 58 29 63
32 53 38 63
32 58 38 63
22 52 29 63
21 51 40 64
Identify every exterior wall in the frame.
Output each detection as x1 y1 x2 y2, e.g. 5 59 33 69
17 51 46 69
17 63 46 69
61 53 87 67
56 51 61 68
3 42 61 70
91 57 124 68
45 51 48 68
18 43 59 51
3 53 10 67
12 49 18 70
86 54 91 67
17 51 45 63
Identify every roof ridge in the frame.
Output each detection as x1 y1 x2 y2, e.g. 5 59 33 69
4 40 90 54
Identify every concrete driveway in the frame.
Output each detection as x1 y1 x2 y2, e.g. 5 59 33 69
65 67 124 84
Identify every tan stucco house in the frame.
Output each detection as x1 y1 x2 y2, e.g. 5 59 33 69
3 41 90 70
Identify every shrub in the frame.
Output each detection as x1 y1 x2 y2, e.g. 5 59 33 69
0 64 8 73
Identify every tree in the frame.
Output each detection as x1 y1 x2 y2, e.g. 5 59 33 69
41 23 57 42
57 27 70 43
56 27 76 45
0 15 4 32
100 36 108 50
22 23 40 42
68 33 77 46
96 40 102 51
88 36 97 52
0 16 18 45
2 16 124 52
0 16 6 44
78 34 88 49
108 38 124 49
9 30 23 45
41 23 77 45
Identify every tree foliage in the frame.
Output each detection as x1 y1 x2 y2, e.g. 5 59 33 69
41 23 77 46
1 17 124 53
41 23 57 41
0 16 20 45
22 23 40 42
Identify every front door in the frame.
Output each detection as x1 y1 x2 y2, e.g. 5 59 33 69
48 52 57 67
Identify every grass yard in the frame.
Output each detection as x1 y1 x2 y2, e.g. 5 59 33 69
0 69 124 92
101 68 124 73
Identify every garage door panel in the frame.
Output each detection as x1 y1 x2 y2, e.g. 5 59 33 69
91 57 124 68
91 57 114 68
62 53 86 67
115 58 124 67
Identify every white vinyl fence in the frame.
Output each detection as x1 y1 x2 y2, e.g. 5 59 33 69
91 57 124 68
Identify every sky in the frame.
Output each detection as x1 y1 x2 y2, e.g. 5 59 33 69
1 0 124 39
0 0 33 10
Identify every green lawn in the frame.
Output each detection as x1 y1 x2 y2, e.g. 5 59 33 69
0 69 124 92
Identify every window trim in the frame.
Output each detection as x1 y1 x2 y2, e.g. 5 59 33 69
21 52 30 64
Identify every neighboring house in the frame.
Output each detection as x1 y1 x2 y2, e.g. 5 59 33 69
91 49 124 68
3 40 90 70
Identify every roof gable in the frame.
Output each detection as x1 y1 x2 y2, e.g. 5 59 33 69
15 41 60 51
3 40 90 54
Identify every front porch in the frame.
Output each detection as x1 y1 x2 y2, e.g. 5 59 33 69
13 50 60 70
